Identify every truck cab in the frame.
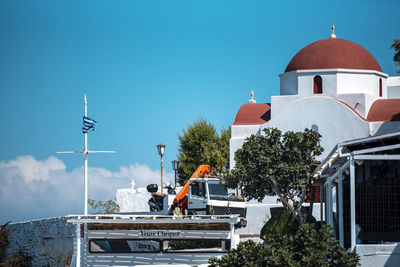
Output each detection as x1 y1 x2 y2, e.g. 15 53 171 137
188 177 246 218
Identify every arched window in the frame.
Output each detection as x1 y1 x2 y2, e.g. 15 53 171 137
379 78 382 97
313 75 322 94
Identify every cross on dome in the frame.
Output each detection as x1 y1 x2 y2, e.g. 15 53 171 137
330 24 336 39
249 89 256 103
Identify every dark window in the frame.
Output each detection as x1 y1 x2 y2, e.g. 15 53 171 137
313 75 323 94
90 239 160 253
379 78 382 97
191 183 199 195
89 238 231 254
191 182 206 196
162 239 230 253
208 181 228 200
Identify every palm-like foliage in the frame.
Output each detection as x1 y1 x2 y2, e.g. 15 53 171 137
391 39 400 73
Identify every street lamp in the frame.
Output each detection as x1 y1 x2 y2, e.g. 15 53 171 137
171 160 179 187
156 143 166 194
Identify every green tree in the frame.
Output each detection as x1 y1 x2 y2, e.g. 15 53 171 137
224 128 323 225
177 119 230 185
209 224 359 267
260 209 299 239
391 39 400 73
209 240 269 267
88 199 120 214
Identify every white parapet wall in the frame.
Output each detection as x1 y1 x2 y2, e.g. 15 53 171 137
3 217 75 266
116 187 151 212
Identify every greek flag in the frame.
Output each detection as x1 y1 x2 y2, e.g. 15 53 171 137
82 116 97 133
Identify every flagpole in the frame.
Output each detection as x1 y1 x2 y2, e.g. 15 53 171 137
57 94 115 215
57 94 115 267
84 94 88 216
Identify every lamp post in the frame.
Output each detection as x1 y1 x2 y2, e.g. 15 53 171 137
171 160 179 187
156 143 166 194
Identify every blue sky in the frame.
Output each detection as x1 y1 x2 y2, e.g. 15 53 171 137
0 0 399 223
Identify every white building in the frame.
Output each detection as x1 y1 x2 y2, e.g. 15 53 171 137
116 179 151 212
230 30 400 168
314 132 400 266
230 29 400 266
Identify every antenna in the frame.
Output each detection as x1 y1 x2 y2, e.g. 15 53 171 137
57 94 115 215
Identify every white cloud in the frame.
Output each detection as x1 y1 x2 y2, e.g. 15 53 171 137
115 163 175 188
0 155 173 224
0 155 66 183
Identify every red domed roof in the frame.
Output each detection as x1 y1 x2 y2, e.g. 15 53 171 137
233 103 270 125
367 99 400 122
285 38 382 73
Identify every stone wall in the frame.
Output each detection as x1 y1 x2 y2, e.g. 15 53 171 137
3 217 75 266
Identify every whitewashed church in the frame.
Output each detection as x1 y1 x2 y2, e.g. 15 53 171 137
230 27 400 167
231 27 400 266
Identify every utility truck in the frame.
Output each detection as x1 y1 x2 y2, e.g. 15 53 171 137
147 165 247 227
171 165 247 219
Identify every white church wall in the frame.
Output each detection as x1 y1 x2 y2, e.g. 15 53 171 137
388 86 400 98
230 138 246 169
382 76 388 97
336 93 377 118
229 97 371 167
230 125 262 168
279 71 298 95
387 76 400 87
370 121 400 136
297 73 316 97
361 93 377 119
270 95 301 118
231 125 261 139
265 97 371 159
280 70 338 97
319 73 337 96
387 76 400 99
279 70 390 107
297 72 337 97
336 71 387 97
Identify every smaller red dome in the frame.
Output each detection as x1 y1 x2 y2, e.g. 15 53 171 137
233 103 270 125
367 99 400 122
285 38 382 73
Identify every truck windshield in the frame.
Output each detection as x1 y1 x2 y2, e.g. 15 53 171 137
208 181 228 199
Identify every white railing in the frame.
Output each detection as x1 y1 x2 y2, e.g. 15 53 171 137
66 214 240 224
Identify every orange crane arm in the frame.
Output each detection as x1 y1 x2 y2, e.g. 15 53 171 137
174 165 211 202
